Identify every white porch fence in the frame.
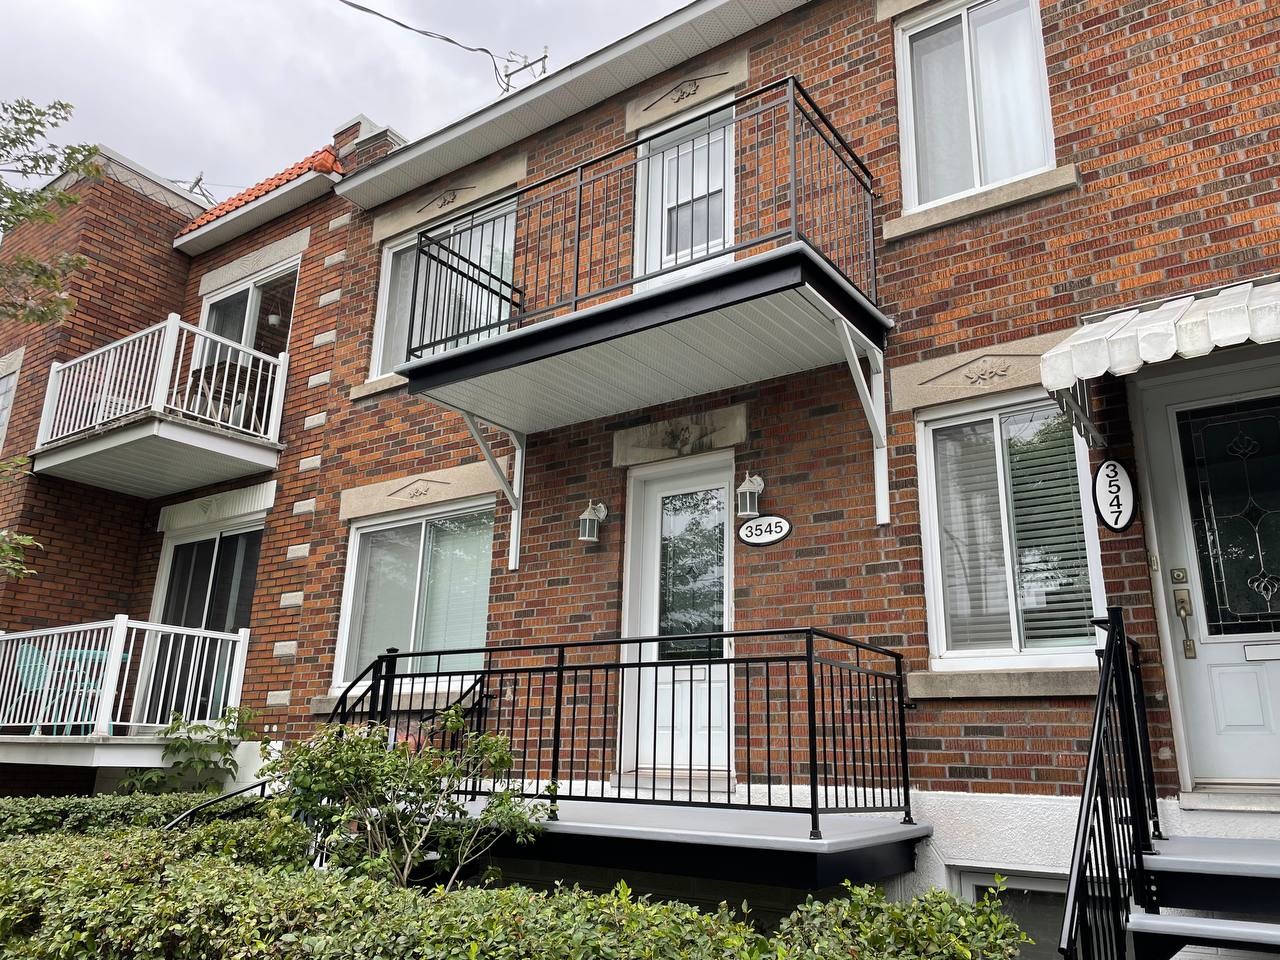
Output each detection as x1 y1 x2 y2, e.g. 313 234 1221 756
0 616 248 737
36 313 288 447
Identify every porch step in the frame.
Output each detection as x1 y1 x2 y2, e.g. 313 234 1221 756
1128 914 1280 960
1141 835 1280 913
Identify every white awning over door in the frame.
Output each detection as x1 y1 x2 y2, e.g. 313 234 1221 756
1040 278 1280 447
1041 278 1280 393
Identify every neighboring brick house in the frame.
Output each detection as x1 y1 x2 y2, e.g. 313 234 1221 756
2 0 1279 946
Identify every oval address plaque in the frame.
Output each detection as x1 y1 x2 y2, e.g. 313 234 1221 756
738 515 792 546
1093 459 1136 532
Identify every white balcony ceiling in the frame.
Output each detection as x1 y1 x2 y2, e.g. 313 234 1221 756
32 416 280 499
418 284 873 436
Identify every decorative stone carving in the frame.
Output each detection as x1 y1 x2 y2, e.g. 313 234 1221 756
339 459 507 521
612 404 747 467
158 480 278 533
370 152 527 245
890 330 1075 412
198 230 309 295
624 50 749 133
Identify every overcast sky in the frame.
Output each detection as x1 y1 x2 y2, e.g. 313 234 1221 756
1 0 688 201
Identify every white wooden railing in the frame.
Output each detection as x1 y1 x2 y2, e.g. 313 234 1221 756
36 313 288 448
0 616 248 737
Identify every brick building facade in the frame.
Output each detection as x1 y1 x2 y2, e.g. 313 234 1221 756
2 0 1278 930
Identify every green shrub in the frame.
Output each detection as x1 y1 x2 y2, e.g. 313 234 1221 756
775 881 1032 960
0 791 221 836
0 827 1030 960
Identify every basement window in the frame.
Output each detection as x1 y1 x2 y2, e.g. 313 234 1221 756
958 871 1066 960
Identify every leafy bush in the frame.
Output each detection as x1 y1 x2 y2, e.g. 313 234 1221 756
0 831 764 959
117 708 253 794
261 713 544 887
0 825 1031 960
0 790 220 836
775 881 1032 960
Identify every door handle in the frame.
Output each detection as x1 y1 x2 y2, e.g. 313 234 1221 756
1173 588 1196 659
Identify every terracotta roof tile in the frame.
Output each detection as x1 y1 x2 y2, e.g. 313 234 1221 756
177 146 343 236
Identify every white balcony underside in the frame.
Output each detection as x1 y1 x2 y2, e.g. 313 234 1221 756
0 734 168 768
32 414 280 499
422 283 866 436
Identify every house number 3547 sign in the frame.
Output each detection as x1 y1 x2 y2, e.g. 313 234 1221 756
1093 460 1136 532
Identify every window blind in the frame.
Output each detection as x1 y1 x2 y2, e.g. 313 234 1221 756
1002 408 1094 649
347 523 422 681
417 511 494 672
933 419 1014 650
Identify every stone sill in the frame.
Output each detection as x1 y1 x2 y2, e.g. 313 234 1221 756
883 164 1079 242
1177 791 1280 815
907 667 1097 700
350 372 407 401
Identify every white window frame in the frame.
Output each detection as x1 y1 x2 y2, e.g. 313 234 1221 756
198 256 301 354
149 516 268 628
917 388 1106 671
331 493 497 692
633 97 737 289
370 201 518 378
895 0 1055 213
957 868 1067 901
0 347 23 455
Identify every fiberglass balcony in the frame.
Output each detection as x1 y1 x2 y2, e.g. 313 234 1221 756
32 314 287 499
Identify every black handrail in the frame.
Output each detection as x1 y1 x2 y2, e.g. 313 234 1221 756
349 627 911 837
1059 607 1162 960
405 76 876 361
164 776 274 830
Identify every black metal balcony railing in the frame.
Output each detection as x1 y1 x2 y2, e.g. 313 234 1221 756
405 77 875 362
333 628 911 839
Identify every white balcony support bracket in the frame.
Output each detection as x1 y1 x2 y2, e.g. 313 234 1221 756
93 615 130 736
458 410 526 571
835 318 890 526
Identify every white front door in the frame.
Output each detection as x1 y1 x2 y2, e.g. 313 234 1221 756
1139 359 1280 787
625 456 733 774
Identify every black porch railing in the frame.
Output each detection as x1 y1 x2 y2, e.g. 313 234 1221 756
405 77 876 362
1060 607 1163 960
334 628 911 839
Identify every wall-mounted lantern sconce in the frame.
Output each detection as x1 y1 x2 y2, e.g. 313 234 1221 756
578 501 608 542
736 473 765 519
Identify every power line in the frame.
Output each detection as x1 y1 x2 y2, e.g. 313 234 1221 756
332 0 546 93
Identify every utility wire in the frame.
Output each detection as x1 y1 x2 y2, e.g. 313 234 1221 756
332 0 538 93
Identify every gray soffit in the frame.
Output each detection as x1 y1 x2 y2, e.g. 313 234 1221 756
335 0 810 211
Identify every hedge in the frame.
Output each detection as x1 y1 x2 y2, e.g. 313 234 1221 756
0 791 220 836
0 826 1031 960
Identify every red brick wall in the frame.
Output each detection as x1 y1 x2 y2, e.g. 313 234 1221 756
0 174 192 630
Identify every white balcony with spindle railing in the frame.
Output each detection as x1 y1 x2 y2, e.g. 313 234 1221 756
32 313 287 498
0 616 248 767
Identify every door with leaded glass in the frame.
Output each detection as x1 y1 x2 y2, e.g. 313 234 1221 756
1139 362 1280 786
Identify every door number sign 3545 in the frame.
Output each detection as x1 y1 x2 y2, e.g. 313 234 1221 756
1093 459 1136 532
737 515 792 546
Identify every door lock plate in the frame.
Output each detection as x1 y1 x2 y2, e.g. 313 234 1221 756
1170 567 1188 584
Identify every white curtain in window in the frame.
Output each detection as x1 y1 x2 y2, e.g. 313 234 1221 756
378 244 419 375
970 0 1051 186
933 420 1013 650
417 512 494 672
909 16 975 205
347 524 422 681
1002 409 1094 649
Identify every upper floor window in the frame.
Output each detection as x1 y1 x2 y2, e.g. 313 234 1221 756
897 0 1054 210
0 349 21 454
202 265 298 356
919 395 1103 666
374 206 516 376
336 501 495 684
636 105 735 279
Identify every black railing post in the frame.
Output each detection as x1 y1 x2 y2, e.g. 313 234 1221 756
548 645 565 822
379 648 399 745
367 657 384 727
894 655 914 825
787 77 799 244
805 628 822 840
571 166 583 311
407 233 425 362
